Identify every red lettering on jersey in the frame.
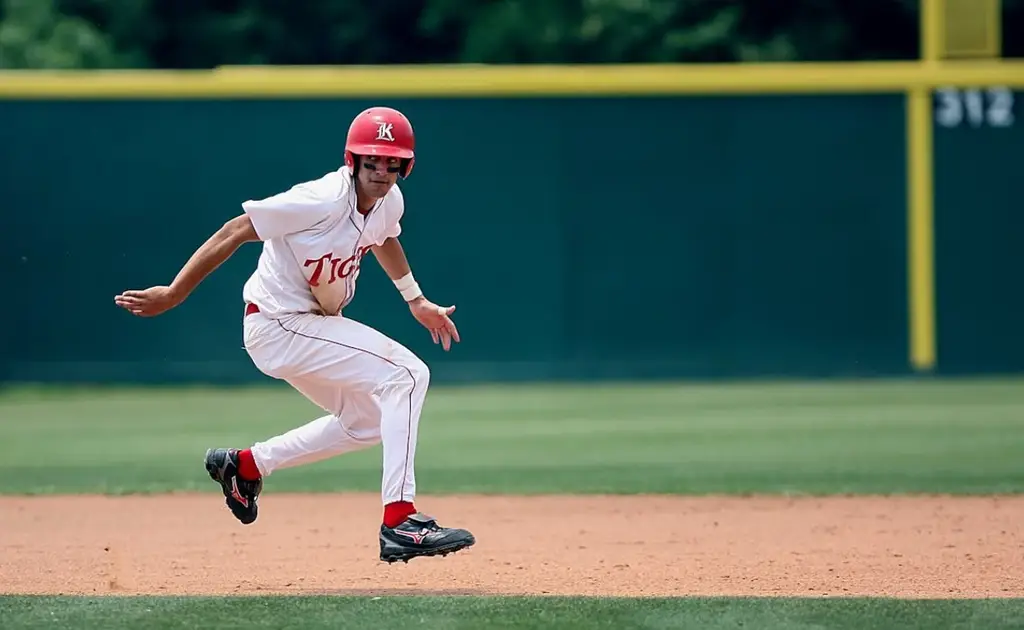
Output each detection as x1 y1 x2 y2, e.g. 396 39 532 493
304 253 334 287
337 254 360 279
303 245 375 287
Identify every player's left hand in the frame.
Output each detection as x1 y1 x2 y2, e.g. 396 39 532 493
408 297 460 351
114 285 182 317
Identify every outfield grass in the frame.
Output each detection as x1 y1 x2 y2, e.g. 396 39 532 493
1 595 1023 630
0 378 1022 495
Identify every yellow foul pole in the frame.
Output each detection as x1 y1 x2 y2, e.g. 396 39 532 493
907 0 943 372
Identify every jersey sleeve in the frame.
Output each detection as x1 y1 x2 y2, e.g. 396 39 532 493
375 185 404 246
241 179 337 241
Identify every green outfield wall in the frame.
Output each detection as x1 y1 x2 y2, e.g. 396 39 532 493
0 86 1019 384
932 87 1022 375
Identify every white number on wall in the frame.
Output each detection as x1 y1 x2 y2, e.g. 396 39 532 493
935 87 1015 128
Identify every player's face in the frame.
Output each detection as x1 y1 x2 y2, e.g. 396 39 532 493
357 155 401 198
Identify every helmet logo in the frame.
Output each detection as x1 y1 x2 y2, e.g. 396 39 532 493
375 123 395 142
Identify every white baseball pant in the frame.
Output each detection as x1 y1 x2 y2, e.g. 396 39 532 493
240 308 429 504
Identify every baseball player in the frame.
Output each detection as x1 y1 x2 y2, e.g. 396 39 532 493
114 106 475 564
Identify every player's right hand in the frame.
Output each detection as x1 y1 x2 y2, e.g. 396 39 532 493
114 286 182 317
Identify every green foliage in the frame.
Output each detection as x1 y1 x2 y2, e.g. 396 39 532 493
0 3 1022 69
6 0 1023 69
441 0 918 64
0 0 120 68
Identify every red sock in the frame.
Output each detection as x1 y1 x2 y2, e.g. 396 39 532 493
236 449 261 481
383 501 416 528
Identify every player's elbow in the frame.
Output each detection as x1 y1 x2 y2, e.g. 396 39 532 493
221 214 260 246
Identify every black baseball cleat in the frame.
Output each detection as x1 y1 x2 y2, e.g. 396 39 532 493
204 448 262 525
379 513 476 563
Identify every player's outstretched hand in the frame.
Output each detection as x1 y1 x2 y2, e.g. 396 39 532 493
408 297 460 351
114 286 181 317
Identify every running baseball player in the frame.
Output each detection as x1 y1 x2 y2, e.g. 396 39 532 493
114 106 475 564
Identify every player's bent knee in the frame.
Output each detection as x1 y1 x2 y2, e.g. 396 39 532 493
377 351 429 394
344 424 381 446
405 356 430 390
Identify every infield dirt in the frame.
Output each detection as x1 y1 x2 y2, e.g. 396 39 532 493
2 494 1021 598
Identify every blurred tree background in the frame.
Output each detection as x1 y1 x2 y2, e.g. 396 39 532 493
0 0 1021 69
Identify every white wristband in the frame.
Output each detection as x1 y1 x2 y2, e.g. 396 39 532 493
393 272 423 302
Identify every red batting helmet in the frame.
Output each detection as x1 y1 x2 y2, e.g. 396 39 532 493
344 106 415 178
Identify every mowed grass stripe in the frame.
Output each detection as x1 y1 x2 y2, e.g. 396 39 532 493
0 378 1022 495
2 595 1023 630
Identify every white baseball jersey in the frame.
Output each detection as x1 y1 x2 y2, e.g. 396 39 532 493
239 166 423 506
240 165 404 317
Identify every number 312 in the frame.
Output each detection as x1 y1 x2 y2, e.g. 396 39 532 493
934 87 1015 128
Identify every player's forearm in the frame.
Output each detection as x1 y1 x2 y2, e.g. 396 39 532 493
372 237 412 281
170 214 257 300
372 237 425 303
